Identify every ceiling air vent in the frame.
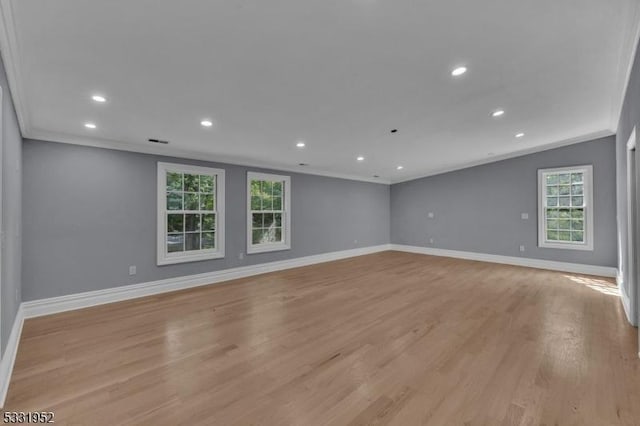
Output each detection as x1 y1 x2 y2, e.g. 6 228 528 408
148 138 169 144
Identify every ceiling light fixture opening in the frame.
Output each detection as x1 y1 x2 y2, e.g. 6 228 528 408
357 156 365 161
491 109 505 118
515 132 525 138
296 141 306 148
91 95 106 103
200 120 213 127
396 166 404 170
84 122 97 129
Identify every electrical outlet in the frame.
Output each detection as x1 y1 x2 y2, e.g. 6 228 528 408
129 265 137 276
427 212 435 219
238 252 244 260
429 238 435 245
354 239 358 245
521 213 529 220
519 245 525 252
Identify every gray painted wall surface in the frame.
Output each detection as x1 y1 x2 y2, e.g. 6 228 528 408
391 136 617 267
616 37 640 325
0 55 22 356
22 140 390 300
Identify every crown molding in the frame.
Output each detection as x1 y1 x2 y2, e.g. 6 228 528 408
25 128 391 185
609 0 640 132
0 0 29 135
391 129 615 184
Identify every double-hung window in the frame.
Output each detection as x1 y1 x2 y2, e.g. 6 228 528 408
538 165 593 250
157 162 225 265
247 172 291 254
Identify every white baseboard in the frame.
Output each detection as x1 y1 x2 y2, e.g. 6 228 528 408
617 275 638 326
390 244 618 278
22 244 392 319
0 305 24 408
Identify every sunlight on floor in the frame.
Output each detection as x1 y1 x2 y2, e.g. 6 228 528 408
563 275 619 296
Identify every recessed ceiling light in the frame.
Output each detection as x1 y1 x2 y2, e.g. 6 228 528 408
390 129 398 133
357 156 365 161
451 66 467 77
84 122 96 129
200 120 213 127
396 166 404 170
515 132 525 138
296 141 306 148
91 95 106 103
491 109 505 117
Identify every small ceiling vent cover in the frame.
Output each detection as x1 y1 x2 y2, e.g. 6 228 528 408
148 138 169 144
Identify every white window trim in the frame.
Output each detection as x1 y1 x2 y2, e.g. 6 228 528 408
537 165 594 251
157 162 225 265
246 171 291 254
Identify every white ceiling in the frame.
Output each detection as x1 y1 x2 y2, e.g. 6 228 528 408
1 0 639 183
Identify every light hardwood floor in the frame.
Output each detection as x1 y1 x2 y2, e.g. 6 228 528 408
3 251 639 425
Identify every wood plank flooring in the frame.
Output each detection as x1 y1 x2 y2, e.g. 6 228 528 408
3 251 639 425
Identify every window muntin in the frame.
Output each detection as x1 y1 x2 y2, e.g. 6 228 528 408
538 165 593 251
247 172 291 254
158 163 225 264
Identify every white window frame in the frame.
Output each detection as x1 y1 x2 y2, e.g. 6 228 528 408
246 172 291 254
537 165 594 251
157 162 225 265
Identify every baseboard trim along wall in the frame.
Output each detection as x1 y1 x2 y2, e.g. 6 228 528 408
21 244 392 319
617 274 637 326
0 305 24 408
390 244 618 278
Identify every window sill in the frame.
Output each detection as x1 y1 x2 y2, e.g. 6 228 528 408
157 250 225 266
247 244 291 255
538 242 594 251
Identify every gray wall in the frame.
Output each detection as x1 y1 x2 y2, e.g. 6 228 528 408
0 54 22 356
391 136 617 267
616 36 640 326
22 140 390 300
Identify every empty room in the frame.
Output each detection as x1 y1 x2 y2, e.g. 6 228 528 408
0 0 639 424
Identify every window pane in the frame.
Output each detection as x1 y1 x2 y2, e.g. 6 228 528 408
546 208 559 218
263 213 275 228
252 213 263 228
275 227 282 241
261 227 278 243
202 214 216 231
571 208 584 219
167 192 183 210
559 197 570 207
547 230 559 241
200 194 214 211
571 173 583 183
185 193 199 210
184 174 199 192
546 186 559 196
275 213 282 227
572 219 584 230
200 175 213 193
558 219 570 230
167 234 184 252
273 196 282 210
558 231 571 241
167 172 182 191
252 229 264 244
251 180 261 197
546 219 558 230
253 195 263 211
261 181 273 210
201 232 215 249
572 231 584 242
546 174 559 185
558 173 571 184
273 181 282 197
572 196 584 207
185 233 200 251
167 214 184 233
547 197 558 207
558 209 571 219
571 184 583 196
185 214 201 232
558 185 570 196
